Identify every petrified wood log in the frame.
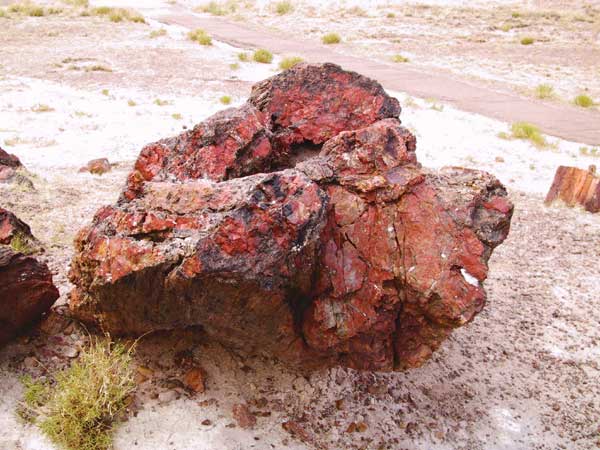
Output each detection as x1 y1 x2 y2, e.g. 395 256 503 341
0 210 59 345
69 64 513 371
545 165 599 213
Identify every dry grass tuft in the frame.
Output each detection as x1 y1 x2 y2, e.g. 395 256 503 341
253 49 273 63
392 54 409 63
322 33 341 44
219 95 232 105
573 94 594 108
509 122 547 147
274 0 293 15
520 36 534 45
534 84 554 99
188 28 212 45
18 338 136 450
279 56 303 70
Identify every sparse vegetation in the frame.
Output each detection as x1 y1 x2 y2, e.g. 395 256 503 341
274 1 293 15
149 28 167 38
392 54 409 63
127 99 136 107
386 12 395 18
279 56 303 70
172 113 182 120
0 9 7 18
534 84 554 99
253 49 273 64
219 95 232 105
10 233 34 254
237 52 249 62
229 62 240 70
92 7 145 23
579 146 599 157
509 122 547 147
63 0 89 6
520 36 534 45
573 94 594 108
31 104 55 113
101 89 109 96
188 28 212 46
322 33 341 44
344 6 367 17
154 98 170 106
196 1 238 16
86 65 112 72
18 339 136 450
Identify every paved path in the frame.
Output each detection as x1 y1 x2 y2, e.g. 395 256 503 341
159 10 600 146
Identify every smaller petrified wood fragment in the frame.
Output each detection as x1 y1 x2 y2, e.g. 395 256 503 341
545 165 599 213
0 211 59 345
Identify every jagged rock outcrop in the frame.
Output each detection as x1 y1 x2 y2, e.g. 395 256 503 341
545 165 599 213
0 210 59 345
69 63 513 371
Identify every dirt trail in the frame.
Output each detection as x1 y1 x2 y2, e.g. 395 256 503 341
159 8 600 146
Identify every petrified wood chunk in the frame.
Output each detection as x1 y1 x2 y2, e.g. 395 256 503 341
545 165 599 213
69 64 513 371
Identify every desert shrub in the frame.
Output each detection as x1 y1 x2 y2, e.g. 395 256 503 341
188 28 212 45
573 94 594 108
63 0 89 6
28 6 45 16
535 84 554 99
10 233 34 254
196 1 238 16
510 122 547 147
150 28 167 38
229 62 240 70
253 49 273 63
92 7 144 23
579 146 599 157
392 54 409 63
237 52 249 61
520 36 534 45
154 98 170 106
172 113 182 120
279 56 303 70
0 9 6 18
127 99 136 106
220 95 232 105
386 12 395 18
322 33 341 44
101 89 109 96
92 6 111 15
31 104 54 113
19 339 136 450
274 0 293 15
86 65 112 72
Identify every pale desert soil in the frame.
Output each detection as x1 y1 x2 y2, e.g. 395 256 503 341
0 3 599 450
184 0 600 109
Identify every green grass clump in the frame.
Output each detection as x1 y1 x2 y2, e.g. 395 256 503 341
219 95 232 105
172 113 182 120
535 84 554 99
279 56 303 70
253 49 273 64
0 9 7 18
322 33 341 44
237 52 249 62
520 36 534 45
92 7 145 23
573 94 594 108
19 339 136 450
154 98 170 106
10 233 34 254
510 122 547 147
579 146 599 157
188 28 212 45
229 62 240 70
274 0 293 15
101 89 109 96
149 28 167 38
392 54 409 63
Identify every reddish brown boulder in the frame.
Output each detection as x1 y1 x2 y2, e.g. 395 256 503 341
545 165 599 213
0 147 22 168
0 208 42 254
68 64 512 371
0 210 59 345
0 146 32 187
79 158 112 175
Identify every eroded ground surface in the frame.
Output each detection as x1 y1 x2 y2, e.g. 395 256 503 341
1 2 599 450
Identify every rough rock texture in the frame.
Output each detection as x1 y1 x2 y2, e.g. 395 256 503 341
69 64 513 371
545 165 599 213
0 146 32 187
0 211 59 345
79 158 112 175
0 207 42 253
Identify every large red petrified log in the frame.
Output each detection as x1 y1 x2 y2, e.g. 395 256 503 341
545 165 600 213
68 64 513 371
